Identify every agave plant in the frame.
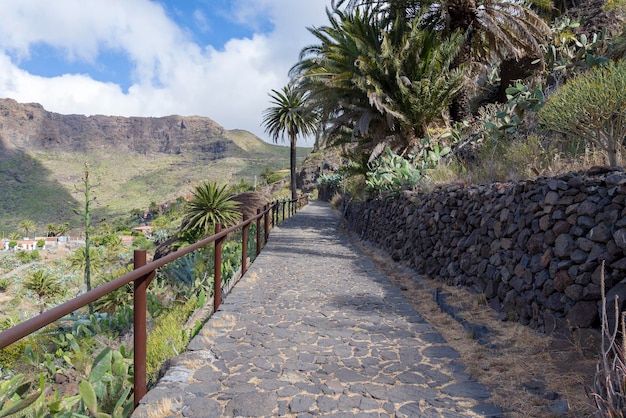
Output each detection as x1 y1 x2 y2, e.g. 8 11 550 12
181 181 241 237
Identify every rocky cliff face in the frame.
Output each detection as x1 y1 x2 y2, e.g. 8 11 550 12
0 98 233 157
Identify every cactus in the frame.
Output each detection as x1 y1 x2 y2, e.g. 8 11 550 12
0 374 41 417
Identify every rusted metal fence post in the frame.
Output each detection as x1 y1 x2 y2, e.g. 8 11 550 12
282 198 286 221
271 201 276 228
133 249 154 408
264 204 270 244
214 223 223 313
241 215 249 275
256 208 262 256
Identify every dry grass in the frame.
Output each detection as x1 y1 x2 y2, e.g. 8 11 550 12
432 136 618 188
351 236 599 417
144 398 182 418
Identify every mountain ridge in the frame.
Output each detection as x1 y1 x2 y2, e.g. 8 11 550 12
0 98 310 232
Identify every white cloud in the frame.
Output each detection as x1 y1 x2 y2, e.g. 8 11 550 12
0 0 331 145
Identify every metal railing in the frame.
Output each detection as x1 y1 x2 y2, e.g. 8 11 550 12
0 194 308 408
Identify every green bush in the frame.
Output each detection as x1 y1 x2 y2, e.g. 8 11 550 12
146 298 198 385
539 60 626 166
0 340 29 371
365 147 422 195
473 135 559 182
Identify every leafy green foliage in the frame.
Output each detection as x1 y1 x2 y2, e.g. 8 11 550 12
539 60 626 166
479 82 546 137
365 148 422 195
46 222 70 237
263 83 318 199
182 182 241 237
92 267 134 314
22 269 65 313
260 167 284 184
0 374 41 417
541 18 609 81
316 173 344 188
16 250 40 264
146 299 197 385
14 346 133 417
18 220 36 238
79 346 133 416
293 8 464 155
160 249 213 300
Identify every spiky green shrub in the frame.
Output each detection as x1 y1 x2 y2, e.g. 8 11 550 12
182 181 241 237
539 60 626 167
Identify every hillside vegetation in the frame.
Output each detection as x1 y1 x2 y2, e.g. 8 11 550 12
0 100 311 232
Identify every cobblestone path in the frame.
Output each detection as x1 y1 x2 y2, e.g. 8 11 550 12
132 201 502 417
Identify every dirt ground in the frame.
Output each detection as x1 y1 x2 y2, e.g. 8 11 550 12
350 235 600 418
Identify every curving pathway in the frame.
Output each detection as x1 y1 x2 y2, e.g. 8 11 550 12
132 201 502 417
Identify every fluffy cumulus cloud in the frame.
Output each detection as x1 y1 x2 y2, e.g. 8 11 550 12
0 0 331 144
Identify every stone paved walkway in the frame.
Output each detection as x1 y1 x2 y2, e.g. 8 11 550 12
132 201 503 417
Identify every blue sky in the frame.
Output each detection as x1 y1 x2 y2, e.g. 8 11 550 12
0 0 332 145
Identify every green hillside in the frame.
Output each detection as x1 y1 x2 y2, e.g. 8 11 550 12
0 131 311 234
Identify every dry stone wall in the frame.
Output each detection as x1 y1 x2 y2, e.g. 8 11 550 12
344 167 626 333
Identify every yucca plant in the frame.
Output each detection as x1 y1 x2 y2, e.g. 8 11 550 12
22 269 64 314
181 181 241 237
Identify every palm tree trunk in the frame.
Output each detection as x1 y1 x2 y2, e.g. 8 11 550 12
450 39 473 122
290 134 297 201
448 0 478 122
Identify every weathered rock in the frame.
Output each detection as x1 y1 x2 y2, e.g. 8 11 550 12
588 223 612 243
614 228 626 250
555 234 575 259
604 280 626 334
554 271 574 292
567 301 598 328
344 168 626 334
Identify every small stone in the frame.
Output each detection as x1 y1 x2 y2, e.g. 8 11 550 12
614 228 626 250
555 234 575 258
567 301 598 328
588 223 612 243
554 271 574 292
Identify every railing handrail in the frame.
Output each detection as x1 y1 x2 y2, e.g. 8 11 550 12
0 206 268 349
0 194 308 409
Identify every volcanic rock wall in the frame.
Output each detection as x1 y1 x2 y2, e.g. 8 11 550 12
344 167 626 333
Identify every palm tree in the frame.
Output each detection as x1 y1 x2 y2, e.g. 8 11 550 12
92 267 133 313
19 219 36 238
331 0 550 121
46 222 70 237
291 7 464 157
291 7 388 151
23 269 64 313
181 182 241 237
262 84 319 200
68 247 104 278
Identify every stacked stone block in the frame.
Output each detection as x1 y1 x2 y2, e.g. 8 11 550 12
344 168 626 333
